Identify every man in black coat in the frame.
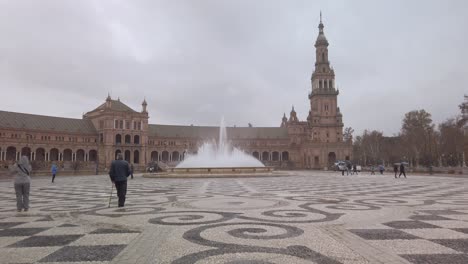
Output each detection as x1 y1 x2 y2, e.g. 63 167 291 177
109 153 131 207
399 163 407 178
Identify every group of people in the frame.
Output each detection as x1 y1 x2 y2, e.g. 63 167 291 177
394 163 407 178
338 162 407 178
12 153 135 212
340 163 359 176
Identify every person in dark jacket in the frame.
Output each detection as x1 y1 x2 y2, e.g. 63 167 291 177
393 164 399 178
353 164 358 175
399 163 407 178
130 163 134 179
109 153 131 207
347 163 352 175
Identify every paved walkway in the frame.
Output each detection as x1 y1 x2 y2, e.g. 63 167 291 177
0 171 467 263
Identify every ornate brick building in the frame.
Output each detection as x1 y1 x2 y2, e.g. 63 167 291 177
0 17 352 174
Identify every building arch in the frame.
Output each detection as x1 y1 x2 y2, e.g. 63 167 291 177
124 150 131 162
76 149 85 161
272 151 280 161
134 150 140 164
328 152 337 167
63 149 72 161
6 146 16 161
262 151 269 161
115 149 122 159
161 151 169 162
252 151 260 159
89 150 97 162
134 135 140 144
50 148 59 161
35 148 45 161
151 151 158 161
172 151 180 161
281 151 289 161
115 134 122 144
21 147 31 159
125 135 131 144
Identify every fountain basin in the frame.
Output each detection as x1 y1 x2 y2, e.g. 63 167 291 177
143 166 284 178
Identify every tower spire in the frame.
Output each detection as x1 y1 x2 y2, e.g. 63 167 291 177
318 12 324 34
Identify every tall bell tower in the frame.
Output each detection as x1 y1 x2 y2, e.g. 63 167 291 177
308 13 344 143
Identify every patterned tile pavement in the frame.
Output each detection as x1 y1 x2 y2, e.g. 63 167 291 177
0 171 467 263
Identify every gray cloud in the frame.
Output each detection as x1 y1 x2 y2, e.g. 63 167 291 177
0 0 466 135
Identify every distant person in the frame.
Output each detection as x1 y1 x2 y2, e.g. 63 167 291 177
394 164 399 178
399 163 407 178
353 164 358 175
370 165 375 175
109 153 131 207
130 163 134 179
13 156 31 212
339 163 346 176
379 165 385 175
51 163 58 183
347 163 352 175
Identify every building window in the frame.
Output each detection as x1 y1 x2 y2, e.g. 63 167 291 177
119 120 123 129
137 121 141 130
125 120 130 129
114 120 118 129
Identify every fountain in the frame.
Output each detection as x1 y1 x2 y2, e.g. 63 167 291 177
176 117 264 168
144 118 275 178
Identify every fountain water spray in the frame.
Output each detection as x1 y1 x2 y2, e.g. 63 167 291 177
176 117 264 168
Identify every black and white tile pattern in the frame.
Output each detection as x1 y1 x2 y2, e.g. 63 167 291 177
0 172 467 263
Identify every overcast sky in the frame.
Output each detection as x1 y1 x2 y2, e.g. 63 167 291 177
0 0 467 136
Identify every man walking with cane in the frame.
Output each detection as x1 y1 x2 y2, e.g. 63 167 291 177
109 153 131 207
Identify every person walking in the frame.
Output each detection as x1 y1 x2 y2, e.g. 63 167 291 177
394 164 399 178
13 156 31 212
379 165 385 175
109 153 131 207
130 163 134 179
399 163 407 178
51 163 58 183
370 165 375 175
347 163 352 175
353 164 358 175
